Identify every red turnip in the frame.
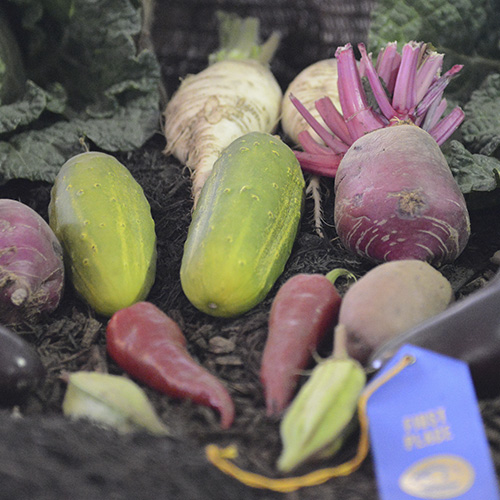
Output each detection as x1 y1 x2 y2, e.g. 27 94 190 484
0 199 64 324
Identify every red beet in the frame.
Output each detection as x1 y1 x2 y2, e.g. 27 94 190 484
291 41 470 265
334 125 470 265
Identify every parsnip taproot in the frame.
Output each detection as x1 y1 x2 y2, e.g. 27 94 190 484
180 131 305 318
281 58 342 236
164 12 282 205
282 58 340 145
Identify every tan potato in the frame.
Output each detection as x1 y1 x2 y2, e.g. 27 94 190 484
338 260 453 364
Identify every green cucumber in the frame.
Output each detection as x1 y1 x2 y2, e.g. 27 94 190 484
180 131 305 317
49 152 156 316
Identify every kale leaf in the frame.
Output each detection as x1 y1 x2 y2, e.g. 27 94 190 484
0 0 161 184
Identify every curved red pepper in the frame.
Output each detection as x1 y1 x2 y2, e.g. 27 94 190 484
260 273 342 416
106 301 235 429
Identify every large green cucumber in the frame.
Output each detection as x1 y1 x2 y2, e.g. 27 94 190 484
49 152 156 316
180 131 305 317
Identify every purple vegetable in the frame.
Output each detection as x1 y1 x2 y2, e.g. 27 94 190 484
291 41 470 265
0 199 64 324
0 323 45 402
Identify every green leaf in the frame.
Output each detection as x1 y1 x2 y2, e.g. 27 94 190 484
0 81 67 134
461 73 500 156
367 0 500 102
445 140 500 193
368 0 493 54
62 371 170 436
0 0 161 184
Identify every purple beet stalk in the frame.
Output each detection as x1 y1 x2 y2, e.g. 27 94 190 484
292 41 465 177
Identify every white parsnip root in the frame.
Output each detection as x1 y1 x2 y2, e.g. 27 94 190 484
282 58 340 145
281 59 340 236
163 13 282 205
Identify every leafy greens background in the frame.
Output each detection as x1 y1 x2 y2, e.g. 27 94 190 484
0 0 161 185
369 0 500 204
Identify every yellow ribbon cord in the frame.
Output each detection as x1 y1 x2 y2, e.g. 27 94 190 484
205 354 415 493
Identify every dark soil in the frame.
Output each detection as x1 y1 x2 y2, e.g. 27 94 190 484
1 1 500 499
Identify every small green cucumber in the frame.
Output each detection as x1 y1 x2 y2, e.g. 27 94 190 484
180 131 305 317
49 152 157 316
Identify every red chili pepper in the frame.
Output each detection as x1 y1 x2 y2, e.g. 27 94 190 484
260 270 347 416
106 301 235 429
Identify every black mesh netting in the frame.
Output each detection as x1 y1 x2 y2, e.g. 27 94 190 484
1 1 500 499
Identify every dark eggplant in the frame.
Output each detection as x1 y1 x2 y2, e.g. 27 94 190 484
0 324 45 403
368 269 500 399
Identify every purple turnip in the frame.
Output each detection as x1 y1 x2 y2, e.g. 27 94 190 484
0 199 64 324
291 41 470 266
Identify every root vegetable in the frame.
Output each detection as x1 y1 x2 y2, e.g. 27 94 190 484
0 199 64 324
335 124 471 265
337 260 453 364
106 301 235 429
291 41 470 265
281 59 340 145
163 12 282 205
281 58 342 236
260 269 350 416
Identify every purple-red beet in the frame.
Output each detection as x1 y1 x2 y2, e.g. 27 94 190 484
334 125 470 265
291 41 470 265
0 199 64 324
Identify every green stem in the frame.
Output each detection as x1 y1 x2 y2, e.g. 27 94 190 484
325 268 357 286
209 11 280 66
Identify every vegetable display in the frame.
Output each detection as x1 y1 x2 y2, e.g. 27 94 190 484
0 199 64 324
49 152 157 317
180 131 305 318
2 2 500 496
106 301 235 429
0 323 45 403
260 269 348 416
163 12 282 204
292 42 471 265
338 260 453 364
